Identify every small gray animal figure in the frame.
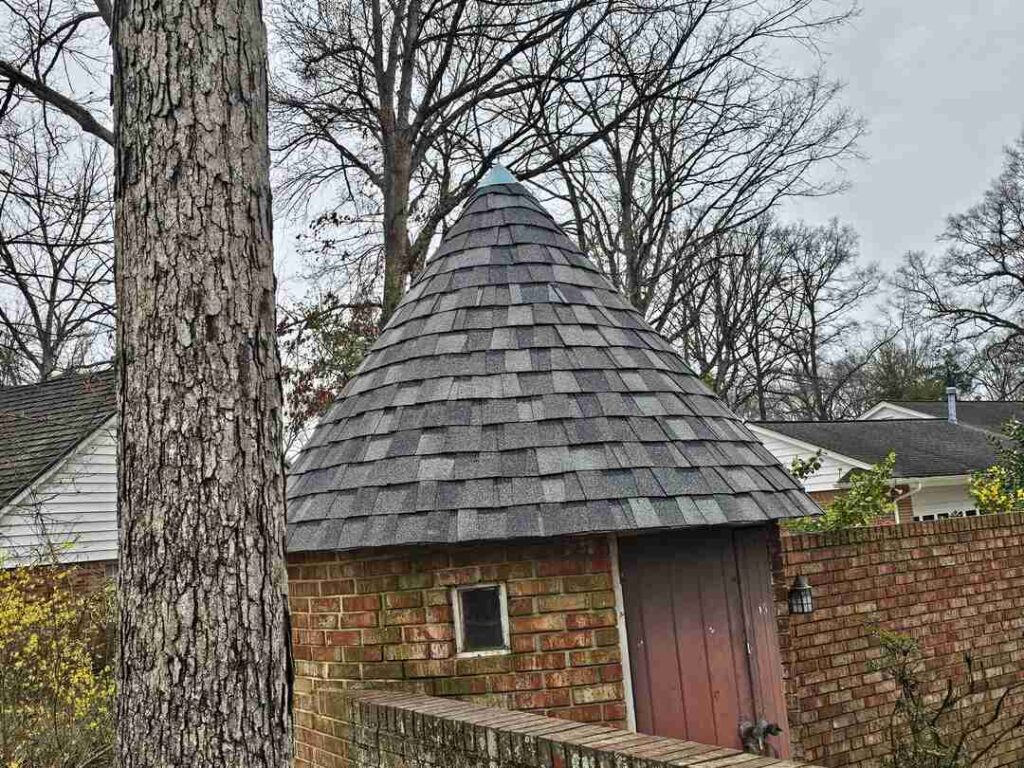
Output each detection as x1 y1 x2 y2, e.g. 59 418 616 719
739 719 783 756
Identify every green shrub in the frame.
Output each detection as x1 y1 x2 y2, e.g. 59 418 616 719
786 452 897 532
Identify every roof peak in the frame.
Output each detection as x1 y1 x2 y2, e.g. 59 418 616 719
478 163 518 187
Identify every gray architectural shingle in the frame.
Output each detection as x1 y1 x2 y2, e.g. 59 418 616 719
753 418 1002 479
884 400 1023 434
286 181 817 552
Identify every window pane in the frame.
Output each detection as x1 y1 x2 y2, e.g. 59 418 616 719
460 586 504 651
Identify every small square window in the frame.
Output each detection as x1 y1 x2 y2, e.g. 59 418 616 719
452 584 509 656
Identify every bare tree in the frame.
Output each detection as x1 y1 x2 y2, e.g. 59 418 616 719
0 121 112 382
541 0 861 336
114 0 290 762
274 0 796 323
901 132 1024 341
898 132 1024 388
970 335 1024 401
663 218 792 418
773 219 886 420
649 215 885 422
272 0 627 321
0 0 112 144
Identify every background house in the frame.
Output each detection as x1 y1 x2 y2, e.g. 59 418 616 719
750 393 1020 521
0 369 117 566
287 172 819 763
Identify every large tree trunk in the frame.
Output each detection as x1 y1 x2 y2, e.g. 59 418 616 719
112 0 291 763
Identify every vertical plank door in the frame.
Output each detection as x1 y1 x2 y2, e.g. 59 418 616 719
619 526 790 756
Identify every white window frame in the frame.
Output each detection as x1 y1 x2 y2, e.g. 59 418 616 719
451 582 510 658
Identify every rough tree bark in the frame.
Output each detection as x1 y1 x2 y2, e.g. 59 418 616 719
113 0 291 763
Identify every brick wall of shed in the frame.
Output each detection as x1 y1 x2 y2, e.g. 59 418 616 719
287 536 627 767
775 514 1024 768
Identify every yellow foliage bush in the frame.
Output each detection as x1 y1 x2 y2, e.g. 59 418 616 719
970 419 1024 516
0 560 114 767
970 466 1024 515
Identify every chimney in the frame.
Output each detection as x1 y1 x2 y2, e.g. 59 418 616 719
946 386 958 424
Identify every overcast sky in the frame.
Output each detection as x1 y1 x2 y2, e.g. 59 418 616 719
274 1 1024 288
784 0 1024 269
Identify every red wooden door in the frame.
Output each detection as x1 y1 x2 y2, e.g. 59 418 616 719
619 526 790 756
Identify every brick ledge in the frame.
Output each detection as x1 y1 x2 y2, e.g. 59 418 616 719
316 688 819 768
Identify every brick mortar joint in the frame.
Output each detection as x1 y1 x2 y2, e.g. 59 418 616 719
318 688 819 767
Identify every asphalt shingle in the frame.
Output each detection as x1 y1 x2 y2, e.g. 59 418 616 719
753 419 1003 479
286 181 817 552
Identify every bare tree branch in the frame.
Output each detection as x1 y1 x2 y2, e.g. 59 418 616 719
0 60 113 145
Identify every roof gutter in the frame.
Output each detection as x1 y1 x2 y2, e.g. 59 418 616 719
891 480 924 524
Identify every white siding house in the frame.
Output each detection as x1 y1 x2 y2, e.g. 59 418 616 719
859 402 937 421
907 480 978 522
749 413 996 523
0 419 117 563
747 424 868 494
0 370 118 566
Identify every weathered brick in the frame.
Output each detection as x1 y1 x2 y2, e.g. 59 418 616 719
343 646 383 663
569 648 620 667
402 624 454 643
324 630 361 647
424 605 451 623
320 579 356 596
342 595 381 612
514 652 567 671
489 672 544 692
513 689 572 709
539 631 593 651
338 612 378 629
404 659 456 678
565 610 615 630
510 614 566 634
382 608 426 625
384 643 430 661
506 578 562 597
563 574 612 592
543 667 601 688
537 593 589 613
384 591 423 609
455 654 512 676
360 661 404 679
310 596 341 612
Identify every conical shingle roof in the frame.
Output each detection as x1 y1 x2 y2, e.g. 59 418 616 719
287 181 817 552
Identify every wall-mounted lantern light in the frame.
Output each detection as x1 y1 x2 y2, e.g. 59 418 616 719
788 575 813 615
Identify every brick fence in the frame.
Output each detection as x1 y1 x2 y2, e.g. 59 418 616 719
775 513 1024 768
308 688 812 768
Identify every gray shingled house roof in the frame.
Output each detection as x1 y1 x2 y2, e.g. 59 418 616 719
286 178 817 552
0 369 116 511
752 419 1000 479
883 400 1023 434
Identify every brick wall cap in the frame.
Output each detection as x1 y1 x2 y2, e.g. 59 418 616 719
322 689 823 768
